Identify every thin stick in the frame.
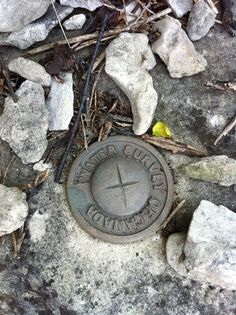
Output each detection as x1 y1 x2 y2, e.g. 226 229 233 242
158 200 186 231
89 63 104 110
143 134 207 157
146 8 172 23
51 1 72 48
128 7 146 29
74 35 116 52
206 81 228 91
12 232 18 257
24 28 125 56
99 121 113 141
3 154 16 184
81 114 88 150
92 51 106 72
108 99 119 113
98 125 104 142
55 14 109 183
16 229 25 255
206 80 236 91
137 0 155 15
204 0 218 14
102 2 137 17
214 115 236 145
122 0 128 27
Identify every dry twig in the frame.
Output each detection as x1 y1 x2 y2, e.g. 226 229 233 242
143 134 207 157
81 114 88 150
92 51 106 72
98 121 113 141
88 63 105 110
74 34 117 51
2 154 16 185
205 0 218 14
214 114 236 145
108 99 119 113
11 228 25 257
51 1 72 48
34 169 49 187
206 80 236 91
157 199 186 231
12 232 18 257
24 29 125 56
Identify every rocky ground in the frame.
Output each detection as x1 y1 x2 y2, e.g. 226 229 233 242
0 1 236 314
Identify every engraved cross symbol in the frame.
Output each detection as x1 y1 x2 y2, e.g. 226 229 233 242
105 163 139 211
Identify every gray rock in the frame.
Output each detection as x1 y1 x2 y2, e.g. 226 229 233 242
166 0 193 18
60 0 103 10
187 200 236 246
0 139 39 188
152 17 207 78
0 184 28 236
105 32 158 135
187 0 216 41
0 81 48 164
46 72 74 131
167 200 236 290
181 155 236 186
63 13 86 30
8 57 51 87
0 0 53 32
0 4 73 49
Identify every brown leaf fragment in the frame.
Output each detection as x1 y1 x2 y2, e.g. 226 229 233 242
46 45 75 76
0 78 4 93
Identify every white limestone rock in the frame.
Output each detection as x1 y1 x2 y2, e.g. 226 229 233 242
187 0 216 41
151 17 207 78
105 32 158 135
166 200 236 290
0 0 53 32
46 73 74 131
0 81 48 164
166 0 193 18
28 210 50 243
63 14 86 30
0 4 73 49
33 160 51 172
8 57 51 87
0 184 28 237
181 155 236 186
59 0 103 11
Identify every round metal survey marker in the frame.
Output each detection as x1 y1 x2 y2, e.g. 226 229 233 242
67 136 174 243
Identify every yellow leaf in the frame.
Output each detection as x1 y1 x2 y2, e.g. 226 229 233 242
152 121 172 138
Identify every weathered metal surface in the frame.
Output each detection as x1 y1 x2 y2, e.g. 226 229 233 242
67 136 174 243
